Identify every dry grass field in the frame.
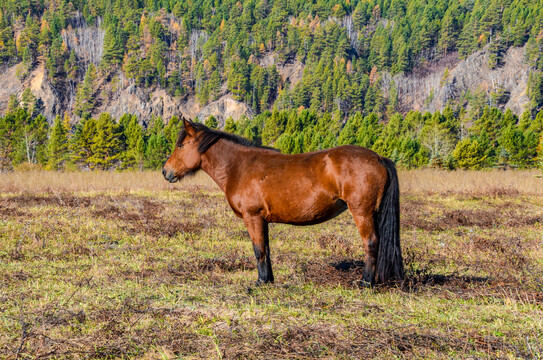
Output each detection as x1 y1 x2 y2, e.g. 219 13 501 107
1 169 542 359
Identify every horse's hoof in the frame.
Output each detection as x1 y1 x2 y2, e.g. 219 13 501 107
359 280 374 288
254 278 273 287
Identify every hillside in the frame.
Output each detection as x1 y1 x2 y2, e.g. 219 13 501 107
0 44 535 124
0 0 542 173
0 0 542 123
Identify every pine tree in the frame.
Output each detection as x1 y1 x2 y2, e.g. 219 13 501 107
71 117 97 168
119 114 144 170
527 71 543 112
21 88 37 116
357 113 381 148
204 115 218 129
497 125 538 168
7 94 19 113
164 115 182 150
458 16 478 58
144 133 170 169
47 115 69 170
74 64 97 118
275 133 295 154
488 37 504 69
338 112 362 145
64 49 78 82
102 24 124 67
452 136 490 169
227 60 248 101
224 117 237 133
438 9 459 55
46 36 67 81
89 113 121 170
537 132 543 168
262 110 286 145
208 70 221 101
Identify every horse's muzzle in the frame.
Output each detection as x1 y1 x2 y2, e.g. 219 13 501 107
162 168 179 183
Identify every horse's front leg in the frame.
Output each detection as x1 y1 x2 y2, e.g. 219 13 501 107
243 215 274 285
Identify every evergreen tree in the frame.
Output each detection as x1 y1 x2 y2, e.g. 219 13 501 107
47 115 69 170
262 110 286 145
452 135 490 169
228 60 249 101
357 113 381 148
21 88 37 116
144 133 170 169
204 115 218 129
537 132 543 168
224 117 237 133
74 64 97 118
208 70 221 101
71 117 97 168
46 35 67 81
488 37 505 69
7 94 19 113
164 115 183 150
119 114 145 170
438 8 460 55
527 71 543 112
338 112 362 145
102 24 124 67
497 125 538 167
89 113 120 170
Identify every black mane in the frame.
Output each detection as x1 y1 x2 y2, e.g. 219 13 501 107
176 120 277 154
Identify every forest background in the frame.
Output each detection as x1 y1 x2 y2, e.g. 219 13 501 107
1 0 543 170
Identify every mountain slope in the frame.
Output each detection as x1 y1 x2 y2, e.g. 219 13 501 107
0 0 541 122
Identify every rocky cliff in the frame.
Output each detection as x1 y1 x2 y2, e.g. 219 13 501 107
0 64 254 124
393 46 530 114
0 45 534 124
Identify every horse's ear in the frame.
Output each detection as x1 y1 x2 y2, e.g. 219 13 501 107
183 117 196 137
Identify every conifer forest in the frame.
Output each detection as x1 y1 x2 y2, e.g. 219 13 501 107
0 0 543 169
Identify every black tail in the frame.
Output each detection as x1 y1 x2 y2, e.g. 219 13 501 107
376 157 404 283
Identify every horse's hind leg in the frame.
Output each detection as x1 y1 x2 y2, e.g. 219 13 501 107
243 215 274 285
350 210 379 287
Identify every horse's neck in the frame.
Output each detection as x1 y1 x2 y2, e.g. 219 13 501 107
200 139 242 192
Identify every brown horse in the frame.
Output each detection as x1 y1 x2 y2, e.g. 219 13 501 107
163 119 403 287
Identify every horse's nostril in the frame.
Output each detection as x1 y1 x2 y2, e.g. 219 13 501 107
162 168 166 177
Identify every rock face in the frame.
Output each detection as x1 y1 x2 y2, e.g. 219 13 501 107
195 96 254 127
95 85 253 126
94 85 189 121
0 63 61 120
0 66 23 114
260 52 304 86
29 64 63 119
393 46 531 114
0 65 253 125
0 45 535 125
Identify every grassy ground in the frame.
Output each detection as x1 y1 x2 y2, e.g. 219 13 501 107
1 170 542 359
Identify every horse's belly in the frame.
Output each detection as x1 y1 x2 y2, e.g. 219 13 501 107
265 197 348 225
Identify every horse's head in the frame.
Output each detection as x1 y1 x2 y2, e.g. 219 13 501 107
162 118 202 183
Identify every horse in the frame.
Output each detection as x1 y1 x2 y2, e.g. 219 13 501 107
162 118 403 287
